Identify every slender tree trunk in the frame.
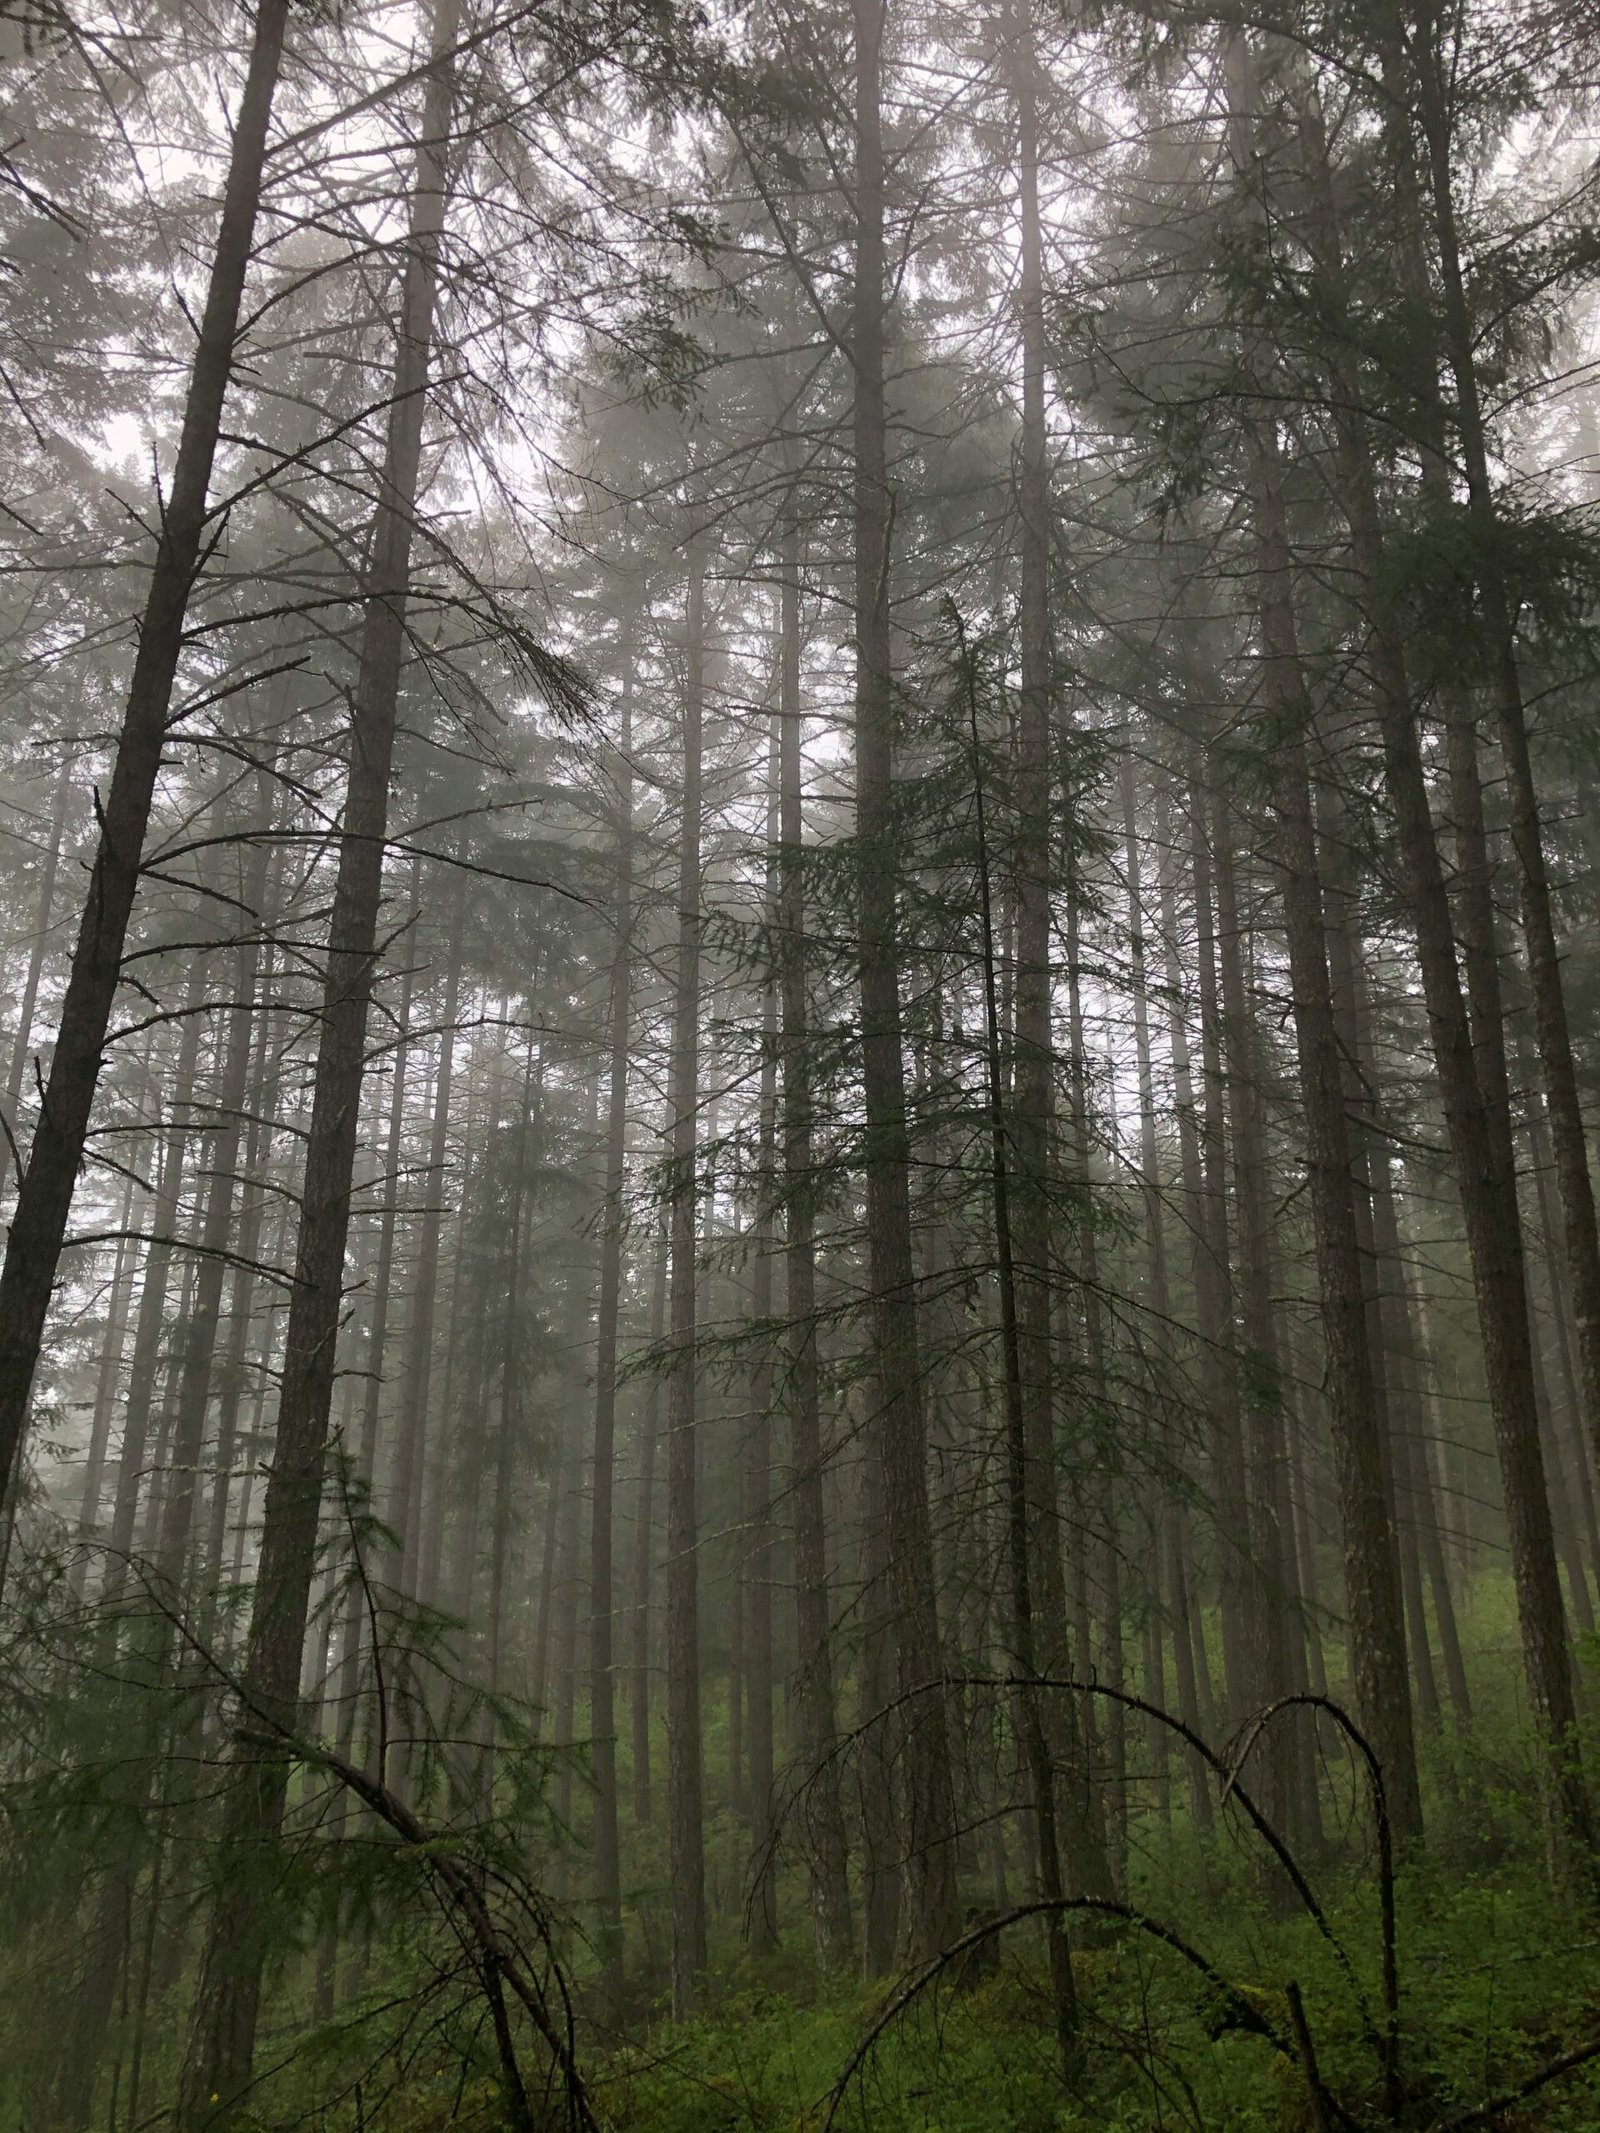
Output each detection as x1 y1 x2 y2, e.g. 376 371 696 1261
859 1396 901 1976
103 967 207 1602
776 509 854 1960
1226 27 1421 1840
744 717 780 1953
852 0 958 1964
155 775 276 1592
1010 0 1108 1911
73 1171 140 1577
1391 1244 1473 1725
588 624 635 1999
549 1266 589 1880
0 0 292 1510
631 1226 668 1829
418 1020 484 1619
0 754 70 1200
322 887 419 1797
666 544 708 2015
1219 886 1290 1650
1244 544 1422 1835
197 971 281 1647
1529 1105 1600 1586
1155 787 1224 1816
1185 772 1252 1727
177 14 462 2114
1062 845 1118 1884
961 625 1080 2076
1210 804 1305 1843
1121 765 1180 1839
490 1034 542 1713
1319 786 1440 1739
389 873 467 1586
319 962 419 1970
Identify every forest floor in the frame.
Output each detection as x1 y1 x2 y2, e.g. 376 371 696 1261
19 1584 1600 2132
584 1858 1600 2132
570 1583 1600 2133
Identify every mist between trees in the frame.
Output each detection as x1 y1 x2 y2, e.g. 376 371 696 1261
5 1 1600 2129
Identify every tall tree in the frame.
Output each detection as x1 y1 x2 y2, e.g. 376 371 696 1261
851 0 958 1964
666 541 709 2016
0 0 292 1515
177 9 466 2114
588 602 637 2002
776 505 855 1963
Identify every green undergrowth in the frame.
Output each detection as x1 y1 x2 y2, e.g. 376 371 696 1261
264 1838 1600 2133
587 1863 1600 2132
12 1574 1600 2131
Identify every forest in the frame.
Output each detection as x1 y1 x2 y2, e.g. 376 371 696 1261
5 0 1600 2127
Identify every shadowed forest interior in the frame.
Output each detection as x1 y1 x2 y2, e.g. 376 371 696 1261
6 1 1600 2127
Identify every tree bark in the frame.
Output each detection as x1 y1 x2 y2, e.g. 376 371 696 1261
197 964 282 1648
389 871 467 1586
961 621 1080 2076
73 1189 137 1568
630 1225 668 1829
102 963 207 1603
490 1031 543 1713
666 543 708 2015
1010 0 1109 1910
1154 787 1221 1827
152 771 277 1590
743 714 780 1953
852 0 958 1964
588 616 635 1999
776 508 854 1961
0 753 70 1200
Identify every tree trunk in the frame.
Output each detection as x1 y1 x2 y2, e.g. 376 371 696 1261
152 780 277 1592
744 715 780 1953
1413 30 1600 1506
0 753 70 1199
852 0 958 1964
0 0 291 1509
962 623 1080 2075
631 1226 668 1829
666 543 708 2015
1062 846 1118 1887
1010 0 1109 1913
1292 59 1590 1875
321 879 419 1800
389 872 467 1586
177 12 461 2115
1529 1104 1600 1589
776 508 854 1961
490 1032 542 1714
1185 770 1253 1729
103 964 208 1602
1155 785 1224 1816
418 1016 484 1619
73 1168 141 1577
1226 28 1421 1840
197 967 282 1649
588 620 635 1999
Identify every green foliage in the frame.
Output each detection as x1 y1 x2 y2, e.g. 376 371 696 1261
1372 493 1600 674
575 1843 1600 2133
